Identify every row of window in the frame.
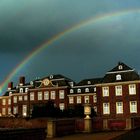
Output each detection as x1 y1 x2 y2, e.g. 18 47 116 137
70 87 96 94
102 84 136 97
103 101 137 115
1 103 65 116
69 94 97 104
2 90 65 105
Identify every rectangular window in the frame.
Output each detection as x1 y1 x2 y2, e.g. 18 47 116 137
13 106 18 114
30 92 34 101
77 96 81 104
24 95 28 101
129 84 136 95
116 102 123 114
84 96 89 103
59 90 65 99
8 107 11 115
8 99 11 105
2 99 6 105
13 96 17 103
103 103 110 115
22 105 27 117
51 91 56 99
2 108 6 115
44 91 49 100
19 96 23 101
69 97 74 104
115 85 122 96
102 87 109 97
93 93 97 103
38 92 42 100
59 103 65 111
130 101 137 113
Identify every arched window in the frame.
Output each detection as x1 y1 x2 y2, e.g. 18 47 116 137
77 88 81 93
116 74 121 80
85 88 89 92
70 89 74 93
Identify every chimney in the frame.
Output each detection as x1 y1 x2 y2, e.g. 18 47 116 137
19 76 25 86
8 82 13 90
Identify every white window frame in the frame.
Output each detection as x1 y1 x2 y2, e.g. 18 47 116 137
20 88 24 93
115 85 122 96
51 91 56 100
38 92 42 100
102 87 109 97
69 97 74 104
116 102 123 114
129 84 136 95
8 107 11 115
85 88 89 93
18 96 23 101
70 89 74 93
13 96 17 103
77 96 81 104
25 88 28 93
44 91 49 100
130 101 137 113
30 92 34 101
84 96 89 103
59 90 65 99
116 74 121 80
59 103 65 111
103 103 110 115
77 88 81 93
93 93 97 103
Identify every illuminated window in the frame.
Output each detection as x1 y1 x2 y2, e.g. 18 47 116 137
129 84 136 95
44 91 49 100
130 101 137 113
13 106 18 114
77 96 81 104
2 99 6 105
2 108 6 115
116 74 121 80
115 85 122 96
69 97 74 104
59 103 65 111
24 95 28 101
103 103 110 115
13 96 17 103
84 96 89 103
51 91 55 99
77 89 81 93
85 88 89 92
8 99 11 105
30 92 34 101
59 90 65 99
19 96 23 101
116 102 123 114
93 93 97 103
102 87 109 97
22 105 27 117
38 92 42 100
8 107 11 115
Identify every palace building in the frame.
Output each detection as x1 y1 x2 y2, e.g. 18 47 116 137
0 62 140 123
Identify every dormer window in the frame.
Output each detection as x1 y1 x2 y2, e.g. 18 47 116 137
118 65 123 70
87 81 91 84
85 88 89 92
77 89 81 93
70 89 74 93
20 88 24 93
116 74 122 80
25 88 28 93
50 75 53 79
69 82 74 87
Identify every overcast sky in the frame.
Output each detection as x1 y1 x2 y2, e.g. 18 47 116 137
1 0 140 94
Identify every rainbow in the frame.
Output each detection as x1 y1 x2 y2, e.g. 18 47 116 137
0 8 140 95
